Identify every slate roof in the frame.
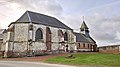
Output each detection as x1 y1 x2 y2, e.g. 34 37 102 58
12 11 72 30
0 29 5 39
74 32 96 43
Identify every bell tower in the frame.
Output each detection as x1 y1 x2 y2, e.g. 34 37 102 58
80 17 90 37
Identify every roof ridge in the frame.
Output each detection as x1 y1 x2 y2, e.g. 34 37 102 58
26 10 32 22
27 10 55 19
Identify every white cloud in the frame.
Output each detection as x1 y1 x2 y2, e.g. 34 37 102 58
0 0 63 28
59 12 120 46
84 15 120 46
87 0 120 11
0 0 120 47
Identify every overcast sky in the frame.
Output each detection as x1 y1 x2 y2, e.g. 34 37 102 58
0 0 120 46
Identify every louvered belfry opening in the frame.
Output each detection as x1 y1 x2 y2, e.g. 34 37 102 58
46 27 51 50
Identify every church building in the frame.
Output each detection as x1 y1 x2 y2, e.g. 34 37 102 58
74 21 97 52
1 11 97 57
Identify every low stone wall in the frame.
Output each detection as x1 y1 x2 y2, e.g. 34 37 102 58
98 45 120 54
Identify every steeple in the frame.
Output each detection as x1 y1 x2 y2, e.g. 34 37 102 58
80 17 90 37
80 21 89 30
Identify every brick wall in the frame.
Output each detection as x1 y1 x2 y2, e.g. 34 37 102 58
77 42 93 51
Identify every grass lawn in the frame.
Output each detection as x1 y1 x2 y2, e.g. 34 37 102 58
45 53 120 67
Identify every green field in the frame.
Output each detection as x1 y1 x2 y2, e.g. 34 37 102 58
46 53 120 67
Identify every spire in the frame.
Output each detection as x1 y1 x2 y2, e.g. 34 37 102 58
80 16 90 37
80 17 89 30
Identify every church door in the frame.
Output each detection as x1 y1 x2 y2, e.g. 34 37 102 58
46 27 51 50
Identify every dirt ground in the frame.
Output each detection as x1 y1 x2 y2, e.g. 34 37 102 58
0 52 98 62
0 53 66 62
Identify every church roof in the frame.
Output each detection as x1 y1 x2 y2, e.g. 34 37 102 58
74 32 96 43
80 21 89 30
11 11 72 30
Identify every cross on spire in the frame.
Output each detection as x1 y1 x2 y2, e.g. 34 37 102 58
82 16 85 21
80 16 89 30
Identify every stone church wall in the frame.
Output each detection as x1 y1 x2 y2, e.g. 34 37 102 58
32 42 46 51
13 42 27 52
1 32 7 51
14 23 29 41
33 23 75 51
3 22 76 57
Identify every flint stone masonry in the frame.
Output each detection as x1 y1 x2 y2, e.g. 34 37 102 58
13 42 27 52
33 42 46 50
5 23 75 54
14 24 29 41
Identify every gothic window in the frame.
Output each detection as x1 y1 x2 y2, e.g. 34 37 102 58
35 28 43 41
64 32 68 41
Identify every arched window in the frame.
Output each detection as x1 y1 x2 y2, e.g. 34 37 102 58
64 32 68 41
35 28 43 41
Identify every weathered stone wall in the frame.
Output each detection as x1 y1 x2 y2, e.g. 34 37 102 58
1 32 8 51
32 42 46 50
14 23 29 41
0 39 3 50
32 23 76 51
30 24 47 51
7 23 29 53
13 42 27 52
99 45 120 54
3 22 76 57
